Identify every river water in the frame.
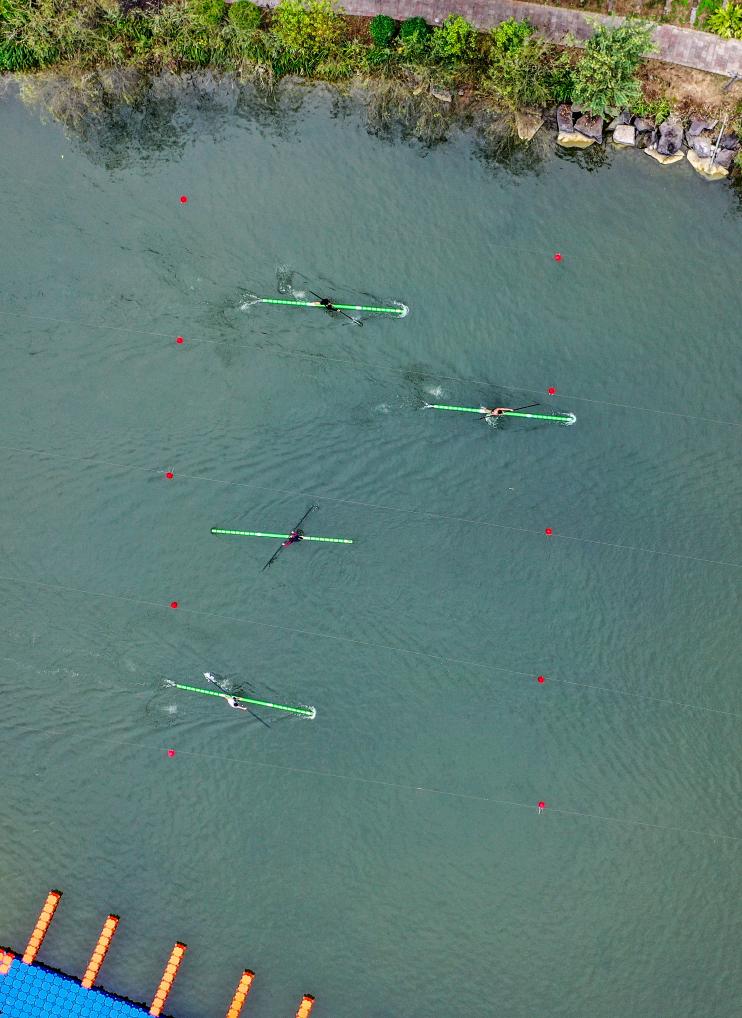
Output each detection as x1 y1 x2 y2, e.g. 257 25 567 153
1 77 740 1018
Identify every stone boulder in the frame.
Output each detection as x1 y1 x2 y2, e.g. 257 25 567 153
556 104 574 133
607 110 631 131
633 116 654 133
574 114 603 143
430 85 452 102
687 149 729 180
515 111 544 142
687 116 717 137
712 148 735 169
612 124 636 147
692 137 714 158
645 145 685 166
557 131 595 149
720 133 741 151
657 117 683 156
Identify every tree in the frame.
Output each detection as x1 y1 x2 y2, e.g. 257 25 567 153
488 37 572 110
271 0 346 61
370 14 396 48
572 19 656 118
429 14 478 64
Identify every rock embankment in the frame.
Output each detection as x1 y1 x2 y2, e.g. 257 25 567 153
553 103 740 179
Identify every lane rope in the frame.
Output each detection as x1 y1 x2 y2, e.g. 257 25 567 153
1 442 740 570
164 747 741 843
1 305 740 428
0 574 738 721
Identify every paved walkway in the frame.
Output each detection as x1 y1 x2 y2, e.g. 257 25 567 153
268 0 742 77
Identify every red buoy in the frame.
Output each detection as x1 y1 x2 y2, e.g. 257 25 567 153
553 253 562 261
170 601 179 609
180 195 188 204
176 336 184 344
167 749 176 758
544 528 553 536
537 675 545 684
548 386 556 395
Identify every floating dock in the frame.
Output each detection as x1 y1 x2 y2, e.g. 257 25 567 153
0 889 315 1017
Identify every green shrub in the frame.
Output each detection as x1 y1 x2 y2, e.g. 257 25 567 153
490 17 534 54
706 1 742 37
488 37 572 110
398 15 429 58
0 0 37 70
187 0 227 29
429 14 478 64
228 0 262 32
572 20 656 118
632 93 672 123
370 13 396 47
271 0 346 62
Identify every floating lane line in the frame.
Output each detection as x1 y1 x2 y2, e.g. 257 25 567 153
0 442 738 570
159 747 742 844
0 574 738 721
0 307 739 428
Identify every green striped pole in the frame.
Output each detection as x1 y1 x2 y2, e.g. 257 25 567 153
211 528 353 544
426 404 575 423
167 681 316 718
257 297 404 315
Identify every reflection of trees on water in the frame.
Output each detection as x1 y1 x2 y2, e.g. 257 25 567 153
555 142 613 172
363 80 454 147
15 69 306 170
15 70 737 209
471 110 550 178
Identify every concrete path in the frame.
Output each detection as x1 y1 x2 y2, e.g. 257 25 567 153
265 0 742 78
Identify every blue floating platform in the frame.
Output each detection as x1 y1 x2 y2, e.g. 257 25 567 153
0 957 153 1018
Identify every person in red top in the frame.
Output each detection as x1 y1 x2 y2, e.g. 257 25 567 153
282 529 305 547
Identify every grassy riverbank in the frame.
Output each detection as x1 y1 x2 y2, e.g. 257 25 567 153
2 0 741 168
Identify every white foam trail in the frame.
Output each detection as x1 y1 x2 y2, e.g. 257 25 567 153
564 413 577 426
394 302 409 318
426 386 444 398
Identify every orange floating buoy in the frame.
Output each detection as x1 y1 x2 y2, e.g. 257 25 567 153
295 993 316 1018
149 942 187 1017
0 949 15 976
81 915 119 989
22 890 62 965
225 969 255 1018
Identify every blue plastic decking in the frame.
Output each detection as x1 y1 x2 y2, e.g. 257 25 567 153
0 956 152 1018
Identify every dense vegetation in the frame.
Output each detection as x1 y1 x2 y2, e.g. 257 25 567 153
0 0 653 104
0 0 740 164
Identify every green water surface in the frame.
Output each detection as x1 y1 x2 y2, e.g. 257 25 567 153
1 78 740 1018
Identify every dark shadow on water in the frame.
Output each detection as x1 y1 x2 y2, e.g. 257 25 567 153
12 70 740 209
15 69 307 170
554 141 614 172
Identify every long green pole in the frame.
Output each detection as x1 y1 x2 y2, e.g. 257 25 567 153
257 297 404 315
427 403 574 423
168 681 316 718
211 528 353 544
